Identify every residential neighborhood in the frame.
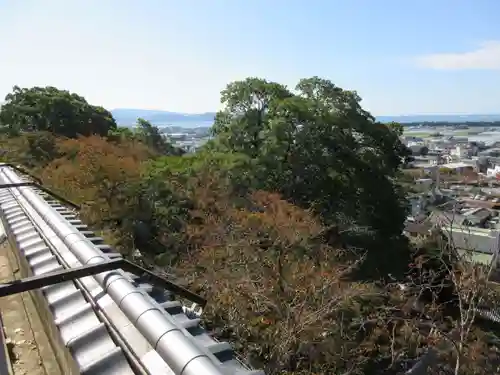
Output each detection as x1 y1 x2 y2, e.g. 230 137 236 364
403 126 500 276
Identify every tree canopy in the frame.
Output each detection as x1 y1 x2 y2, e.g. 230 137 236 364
0 86 117 137
211 76 411 276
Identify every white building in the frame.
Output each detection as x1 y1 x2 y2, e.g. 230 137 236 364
487 165 500 179
450 145 469 160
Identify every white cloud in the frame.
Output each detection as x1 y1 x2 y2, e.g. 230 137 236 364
415 41 500 70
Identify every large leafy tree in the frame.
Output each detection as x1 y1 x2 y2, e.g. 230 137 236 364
211 76 411 277
0 86 117 137
211 78 293 158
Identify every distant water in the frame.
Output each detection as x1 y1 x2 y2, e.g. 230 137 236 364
151 121 214 129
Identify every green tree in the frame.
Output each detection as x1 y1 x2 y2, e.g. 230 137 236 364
26 132 59 167
211 78 293 158
123 175 193 261
211 76 411 278
107 126 137 143
0 86 117 137
386 121 405 137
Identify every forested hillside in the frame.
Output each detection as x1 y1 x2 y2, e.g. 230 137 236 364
0 80 498 374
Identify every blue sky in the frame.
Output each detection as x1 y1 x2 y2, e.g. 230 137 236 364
1 0 499 115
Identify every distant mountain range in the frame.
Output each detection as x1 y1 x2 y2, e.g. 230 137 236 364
110 109 500 127
111 109 216 126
